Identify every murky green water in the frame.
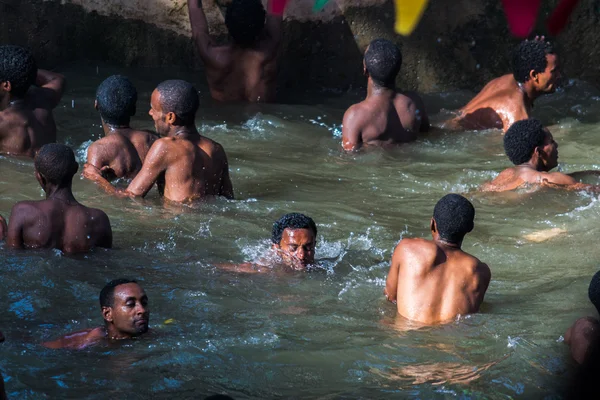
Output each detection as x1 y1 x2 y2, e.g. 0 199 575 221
2 64 600 398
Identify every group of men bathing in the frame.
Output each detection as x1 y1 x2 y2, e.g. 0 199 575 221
0 0 596 381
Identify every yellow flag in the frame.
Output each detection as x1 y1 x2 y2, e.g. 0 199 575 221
394 0 429 36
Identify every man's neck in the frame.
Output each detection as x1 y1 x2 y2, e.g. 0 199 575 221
517 80 538 109
434 237 462 250
367 79 396 99
165 125 200 139
0 93 24 111
518 160 548 173
105 325 133 341
45 185 77 204
101 120 131 136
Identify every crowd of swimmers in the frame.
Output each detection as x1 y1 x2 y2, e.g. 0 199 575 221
0 0 598 396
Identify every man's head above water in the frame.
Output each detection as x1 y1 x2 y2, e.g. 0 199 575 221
0 45 37 99
512 38 560 94
225 0 266 48
34 143 79 191
431 194 475 247
95 75 137 126
271 213 317 268
150 79 199 136
504 118 558 171
99 278 149 340
364 39 402 89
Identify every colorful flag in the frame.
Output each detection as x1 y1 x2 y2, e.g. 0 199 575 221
394 0 430 36
501 0 542 38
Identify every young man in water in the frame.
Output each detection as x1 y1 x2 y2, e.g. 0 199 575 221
0 45 66 157
187 0 283 102
449 38 559 132
385 194 491 324
43 279 149 349
342 39 429 151
83 75 157 182
5 143 112 253
84 79 234 203
481 119 600 192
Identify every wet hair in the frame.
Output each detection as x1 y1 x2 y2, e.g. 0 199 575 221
0 45 37 97
225 0 266 48
271 213 317 244
588 271 600 315
34 144 78 185
99 278 138 308
433 194 475 244
364 39 402 88
155 80 199 125
503 118 547 165
96 75 137 125
512 39 555 83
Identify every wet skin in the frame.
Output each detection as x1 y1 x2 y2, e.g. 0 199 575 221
272 227 316 270
565 316 600 364
0 70 66 157
43 283 150 349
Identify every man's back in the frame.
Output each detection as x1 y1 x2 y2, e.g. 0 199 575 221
86 129 157 180
392 238 490 324
7 198 112 253
453 74 529 132
0 87 57 157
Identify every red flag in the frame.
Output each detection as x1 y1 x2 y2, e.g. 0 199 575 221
501 0 542 38
269 0 289 16
547 0 581 35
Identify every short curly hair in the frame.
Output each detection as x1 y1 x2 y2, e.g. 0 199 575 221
96 75 138 126
365 39 402 88
504 119 547 165
433 194 475 244
0 45 37 97
34 143 78 185
271 213 317 244
512 39 555 83
155 80 199 125
225 0 266 48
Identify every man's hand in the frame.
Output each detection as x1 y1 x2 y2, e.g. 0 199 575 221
0 215 6 241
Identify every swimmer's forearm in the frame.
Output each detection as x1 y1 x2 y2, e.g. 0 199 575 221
188 0 209 35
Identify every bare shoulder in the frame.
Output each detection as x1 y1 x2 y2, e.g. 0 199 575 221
393 237 436 257
573 317 600 334
10 201 41 218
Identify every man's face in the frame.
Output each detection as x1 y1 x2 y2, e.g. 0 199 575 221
104 283 149 338
539 129 559 170
274 228 316 269
149 90 169 136
533 54 560 93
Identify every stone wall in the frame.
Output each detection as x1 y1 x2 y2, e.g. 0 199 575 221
1 0 599 94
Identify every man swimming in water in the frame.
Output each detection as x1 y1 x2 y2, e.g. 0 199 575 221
450 38 559 132
187 0 283 102
84 79 234 203
342 39 429 151
6 143 112 253
222 212 317 273
385 194 491 324
83 75 157 182
43 279 149 349
481 119 600 192
565 270 600 365
0 45 66 157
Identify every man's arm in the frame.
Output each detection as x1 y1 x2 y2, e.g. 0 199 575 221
94 211 113 249
384 244 403 304
6 203 28 248
0 214 6 241
541 172 600 192
188 0 219 67
35 69 66 109
341 106 362 152
125 140 169 198
219 150 234 199
264 0 286 53
83 142 114 182
82 164 124 196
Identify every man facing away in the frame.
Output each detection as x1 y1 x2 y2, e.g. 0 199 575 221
342 39 429 151
481 119 600 193
84 75 157 182
43 279 149 349
84 79 234 203
5 143 112 253
0 45 66 157
187 0 283 103
449 38 560 132
385 194 491 324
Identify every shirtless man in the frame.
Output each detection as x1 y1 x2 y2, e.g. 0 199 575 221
481 119 600 193
222 212 317 273
187 0 282 102
6 143 112 253
83 75 157 183
385 194 491 324
450 38 559 132
0 45 66 157
565 271 600 365
43 279 149 349
342 39 429 151
84 79 234 203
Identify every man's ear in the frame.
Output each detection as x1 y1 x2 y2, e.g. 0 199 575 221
102 306 113 323
165 112 176 125
35 171 46 187
271 243 280 250
1 81 12 92
94 100 99 111
430 217 437 233
529 69 538 83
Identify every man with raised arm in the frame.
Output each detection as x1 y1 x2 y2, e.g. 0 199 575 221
342 39 429 151
385 194 491 324
43 279 150 349
84 80 234 203
449 38 559 132
187 0 283 102
481 119 600 193
83 75 157 183
0 45 66 157
6 143 112 253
